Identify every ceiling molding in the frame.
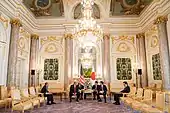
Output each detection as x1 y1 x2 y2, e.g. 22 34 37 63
0 0 169 35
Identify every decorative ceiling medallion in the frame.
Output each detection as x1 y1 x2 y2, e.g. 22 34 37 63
34 0 51 10
121 0 140 8
151 35 158 48
45 43 58 53
18 37 25 49
117 42 130 52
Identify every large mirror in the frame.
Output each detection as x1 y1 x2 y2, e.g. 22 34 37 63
78 46 96 78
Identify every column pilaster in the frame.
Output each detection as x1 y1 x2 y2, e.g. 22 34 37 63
136 33 148 88
103 34 111 89
64 34 73 90
29 34 39 87
155 16 170 90
7 19 22 86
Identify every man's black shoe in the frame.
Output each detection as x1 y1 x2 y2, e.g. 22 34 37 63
115 103 120 105
52 102 56 104
98 99 102 102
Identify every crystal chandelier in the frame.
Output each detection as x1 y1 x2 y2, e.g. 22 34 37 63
73 0 103 43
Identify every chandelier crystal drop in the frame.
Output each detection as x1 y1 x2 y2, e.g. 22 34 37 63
73 0 103 43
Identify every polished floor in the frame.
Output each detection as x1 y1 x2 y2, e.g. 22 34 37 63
0 99 133 113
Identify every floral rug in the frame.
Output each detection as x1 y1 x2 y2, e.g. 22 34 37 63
0 100 133 113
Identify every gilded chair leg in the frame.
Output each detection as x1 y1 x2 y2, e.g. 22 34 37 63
22 110 24 113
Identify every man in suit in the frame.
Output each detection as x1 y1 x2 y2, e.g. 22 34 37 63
92 81 98 100
113 81 130 105
69 81 80 102
78 83 85 100
41 82 56 105
97 81 107 103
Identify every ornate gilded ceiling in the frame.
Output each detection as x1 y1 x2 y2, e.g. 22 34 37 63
23 0 153 18
110 0 153 15
23 0 64 17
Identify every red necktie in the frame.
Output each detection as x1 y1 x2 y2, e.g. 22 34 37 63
74 86 76 94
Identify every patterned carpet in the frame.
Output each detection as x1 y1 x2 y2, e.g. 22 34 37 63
0 100 133 113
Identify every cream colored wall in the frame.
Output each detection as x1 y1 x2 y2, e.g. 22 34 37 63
145 25 161 85
0 12 11 86
110 35 136 88
39 36 65 85
16 27 31 88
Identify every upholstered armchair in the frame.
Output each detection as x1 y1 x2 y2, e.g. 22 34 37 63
35 86 44 97
140 89 153 104
29 87 45 105
20 88 40 108
120 86 136 102
141 92 165 113
131 88 143 100
131 89 153 112
0 85 12 109
124 88 143 107
11 89 33 113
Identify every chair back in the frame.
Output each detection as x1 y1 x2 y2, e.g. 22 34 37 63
29 87 36 95
11 89 21 104
0 86 8 99
21 88 29 98
156 83 162 90
156 92 165 110
35 86 41 94
130 87 136 95
136 88 143 98
144 89 152 100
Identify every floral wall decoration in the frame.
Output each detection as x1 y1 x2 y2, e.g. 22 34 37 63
44 58 59 80
152 53 162 80
116 58 132 80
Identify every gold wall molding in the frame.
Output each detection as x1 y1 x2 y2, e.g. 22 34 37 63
136 33 145 39
154 16 168 24
117 42 130 52
45 43 58 53
18 37 25 50
151 35 159 48
40 36 62 45
10 18 22 27
112 35 135 44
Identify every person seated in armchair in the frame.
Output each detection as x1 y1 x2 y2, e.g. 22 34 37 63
92 81 99 100
69 81 80 102
41 82 56 105
113 81 130 105
78 83 85 100
97 81 107 103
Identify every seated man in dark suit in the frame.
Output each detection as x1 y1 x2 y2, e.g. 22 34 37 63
113 81 130 105
92 81 98 100
97 81 107 103
41 82 56 105
78 83 85 100
69 81 80 102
